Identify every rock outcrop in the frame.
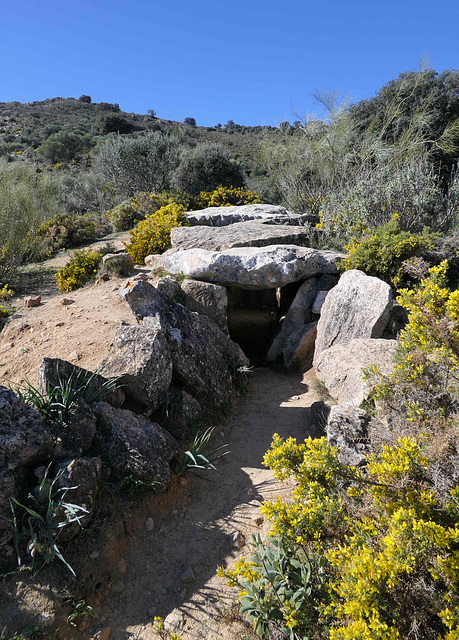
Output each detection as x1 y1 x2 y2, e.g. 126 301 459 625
267 278 318 362
181 279 228 334
0 387 53 545
326 405 372 467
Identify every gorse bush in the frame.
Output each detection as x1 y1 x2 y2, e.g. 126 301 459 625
196 185 263 208
340 214 436 288
221 435 459 639
367 260 459 459
124 203 188 264
108 190 195 231
55 248 102 292
31 211 111 260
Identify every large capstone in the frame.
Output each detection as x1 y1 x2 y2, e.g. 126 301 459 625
162 245 344 290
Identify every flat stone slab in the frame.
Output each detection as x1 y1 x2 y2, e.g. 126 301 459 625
168 220 314 253
162 245 344 290
186 204 311 227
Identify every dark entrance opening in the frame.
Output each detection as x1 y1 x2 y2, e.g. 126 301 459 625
226 281 305 366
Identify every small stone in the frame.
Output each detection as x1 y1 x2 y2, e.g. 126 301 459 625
16 322 30 331
118 559 127 575
0 342 14 353
180 566 196 583
92 627 111 640
164 611 185 632
68 351 80 362
55 321 65 327
133 273 149 281
232 531 246 549
178 477 188 486
60 298 75 305
252 514 264 526
172 509 178 515
24 295 41 307
90 551 100 560
145 517 154 531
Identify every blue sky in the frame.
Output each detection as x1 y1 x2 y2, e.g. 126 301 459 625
1 0 458 127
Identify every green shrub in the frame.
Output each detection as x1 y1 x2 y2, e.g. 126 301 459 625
340 214 436 288
108 198 148 232
94 132 181 197
196 185 263 209
221 435 459 639
0 159 62 281
31 211 111 260
172 143 245 195
124 203 188 264
55 248 102 292
320 159 455 238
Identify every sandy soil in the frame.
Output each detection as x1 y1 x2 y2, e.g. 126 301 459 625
0 242 321 640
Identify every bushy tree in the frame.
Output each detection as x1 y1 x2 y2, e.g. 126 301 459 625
94 132 182 197
38 130 93 164
96 114 136 135
172 143 245 195
183 117 196 126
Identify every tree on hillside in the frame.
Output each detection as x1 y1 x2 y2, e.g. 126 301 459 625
172 143 245 194
94 132 181 196
38 130 93 164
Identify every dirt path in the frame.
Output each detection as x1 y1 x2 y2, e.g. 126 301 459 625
0 240 322 639
93 367 320 640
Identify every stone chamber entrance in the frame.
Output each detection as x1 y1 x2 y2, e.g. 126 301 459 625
226 281 305 366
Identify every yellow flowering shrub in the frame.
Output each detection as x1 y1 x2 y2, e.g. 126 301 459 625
220 435 459 639
124 203 188 264
55 249 102 292
340 214 436 288
196 185 263 209
368 260 459 442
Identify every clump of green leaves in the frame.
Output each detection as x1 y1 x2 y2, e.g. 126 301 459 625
175 427 230 478
15 366 121 429
66 600 96 627
9 464 88 577
340 214 436 288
